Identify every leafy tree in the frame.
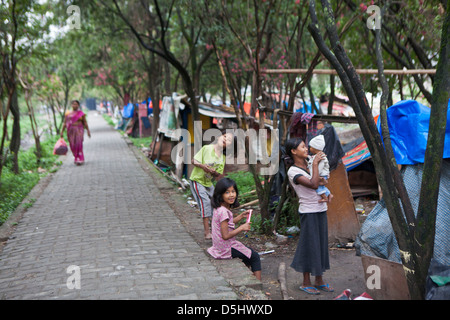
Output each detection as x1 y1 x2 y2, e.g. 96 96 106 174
84 39 150 105
0 0 52 181
99 0 214 125
341 0 443 104
308 0 449 299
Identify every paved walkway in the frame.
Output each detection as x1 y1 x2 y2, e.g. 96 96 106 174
0 112 237 300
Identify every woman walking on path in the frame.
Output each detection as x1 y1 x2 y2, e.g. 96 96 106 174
60 100 91 165
285 137 334 295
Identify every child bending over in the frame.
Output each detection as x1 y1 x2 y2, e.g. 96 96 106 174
190 132 233 239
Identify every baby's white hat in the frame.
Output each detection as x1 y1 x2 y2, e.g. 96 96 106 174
309 135 325 151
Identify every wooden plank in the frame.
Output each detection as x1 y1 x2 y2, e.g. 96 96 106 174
361 255 411 300
326 162 361 243
236 199 259 210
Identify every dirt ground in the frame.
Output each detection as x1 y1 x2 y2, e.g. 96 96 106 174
152 173 371 301
236 232 367 300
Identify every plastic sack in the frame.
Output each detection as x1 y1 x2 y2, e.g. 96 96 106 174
53 138 68 155
426 259 450 300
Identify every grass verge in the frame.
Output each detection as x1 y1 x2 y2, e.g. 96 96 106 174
0 136 62 226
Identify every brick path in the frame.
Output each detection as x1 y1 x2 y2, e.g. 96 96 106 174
0 112 237 300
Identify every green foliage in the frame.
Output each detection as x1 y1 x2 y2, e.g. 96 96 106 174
0 137 61 226
129 136 153 149
276 195 300 234
102 114 115 127
249 213 273 234
223 170 299 234
224 171 258 203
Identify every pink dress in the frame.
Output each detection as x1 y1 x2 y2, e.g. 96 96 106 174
65 110 85 164
207 206 251 259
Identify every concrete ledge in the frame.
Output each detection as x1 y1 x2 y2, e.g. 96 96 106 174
213 258 263 291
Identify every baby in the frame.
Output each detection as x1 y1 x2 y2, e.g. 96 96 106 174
308 135 333 203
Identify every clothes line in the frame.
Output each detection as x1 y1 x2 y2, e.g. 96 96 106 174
261 69 436 75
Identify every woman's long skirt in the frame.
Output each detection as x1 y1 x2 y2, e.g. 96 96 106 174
67 124 85 164
290 211 330 276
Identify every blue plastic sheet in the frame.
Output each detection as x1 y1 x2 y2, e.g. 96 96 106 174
122 102 134 119
377 99 450 165
295 101 317 114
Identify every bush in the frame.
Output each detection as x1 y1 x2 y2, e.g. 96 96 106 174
225 170 300 235
224 171 258 204
0 136 61 225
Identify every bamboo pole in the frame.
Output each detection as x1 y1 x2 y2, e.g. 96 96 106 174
261 107 359 123
262 68 436 75
236 199 259 209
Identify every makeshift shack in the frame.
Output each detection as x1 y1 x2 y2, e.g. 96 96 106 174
117 100 153 138
355 99 450 300
319 95 355 117
149 94 189 175
148 94 240 180
342 126 379 197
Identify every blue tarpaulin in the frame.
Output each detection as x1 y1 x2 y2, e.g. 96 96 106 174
295 101 317 114
377 99 450 165
122 102 134 119
142 98 153 115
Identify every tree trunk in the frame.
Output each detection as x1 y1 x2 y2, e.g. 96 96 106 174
9 86 20 174
0 90 13 183
308 0 417 297
327 74 335 115
25 93 41 161
414 2 450 298
17 71 42 161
